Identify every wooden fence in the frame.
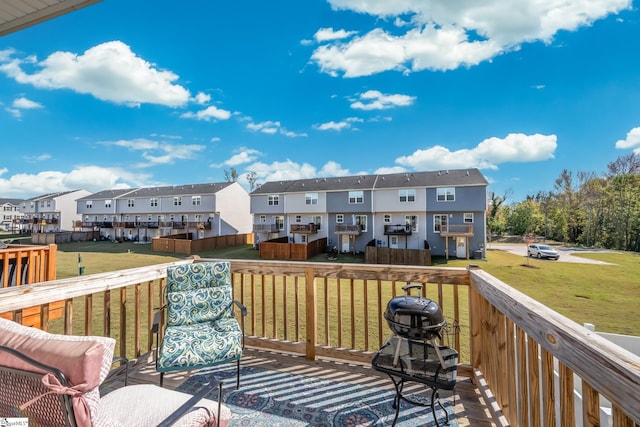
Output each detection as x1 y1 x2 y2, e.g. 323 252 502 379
259 237 327 260
152 233 253 255
0 243 60 327
365 246 431 266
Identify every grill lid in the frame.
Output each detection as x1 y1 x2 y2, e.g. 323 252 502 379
384 284 445 339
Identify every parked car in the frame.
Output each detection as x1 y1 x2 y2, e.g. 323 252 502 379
527 244 560 260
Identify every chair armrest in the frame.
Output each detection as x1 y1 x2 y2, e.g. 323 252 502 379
156 381 224 427
103 357 129 387
233 300 248 317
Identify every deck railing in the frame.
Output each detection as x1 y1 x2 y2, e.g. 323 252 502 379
0 258 638 425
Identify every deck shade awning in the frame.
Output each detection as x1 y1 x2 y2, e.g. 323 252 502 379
0 0 101 37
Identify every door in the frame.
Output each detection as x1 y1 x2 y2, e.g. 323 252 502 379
341 235 350 253
390 236 398 249
456 237 467 258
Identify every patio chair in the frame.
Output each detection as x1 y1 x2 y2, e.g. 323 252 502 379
0 317 231 426
154 261 247 388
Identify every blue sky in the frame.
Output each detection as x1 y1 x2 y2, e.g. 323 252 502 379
1 0 639 203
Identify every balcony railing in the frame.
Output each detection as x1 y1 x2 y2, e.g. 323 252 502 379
0 259 638 425
290 223 318 234
440 224 474 236
384 224 412 235
335 224 362 235
253 223 279 232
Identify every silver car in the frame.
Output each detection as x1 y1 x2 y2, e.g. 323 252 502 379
527 244 560 260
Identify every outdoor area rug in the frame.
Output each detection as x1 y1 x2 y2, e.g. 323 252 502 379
176 364 457 426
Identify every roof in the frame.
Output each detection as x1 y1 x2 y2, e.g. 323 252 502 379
0 198 24 205
0 0 100 37
76 188 138 201
251 168 488 195
79 182 235 200
24 189 85 202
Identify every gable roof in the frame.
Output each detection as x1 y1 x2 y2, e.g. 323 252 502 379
25 189 85 202
0 0 100 37
251 168 488 195
79 182 235 200
76 188 138 201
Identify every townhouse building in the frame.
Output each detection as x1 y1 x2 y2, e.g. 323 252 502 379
76 182 252 241
0 198 24 232
250 169 488 259
19 190 90 233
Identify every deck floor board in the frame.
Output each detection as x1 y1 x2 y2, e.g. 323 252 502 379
112 347 498 426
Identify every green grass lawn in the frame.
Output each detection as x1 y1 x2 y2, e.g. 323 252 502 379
22 237 639 337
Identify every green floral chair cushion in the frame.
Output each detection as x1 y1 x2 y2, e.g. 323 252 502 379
157 262 244 375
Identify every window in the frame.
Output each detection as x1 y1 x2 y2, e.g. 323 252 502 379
464 213 474 223
275 216 284 230
173 197 182 206
313 216 321 230
259 215 266 223
192 196 201 206
399 189 416 202
268 195 279 206
305 193 318 205
434 214 448 233
336 214 344 223
86 201 93 209
301 235 307 243
355 215 367 231
295 215 302 223
383 214 392 223
348 191 363 204
437 187 455 202
105 200 112 208
46 200 51 207
40 201 44 207
150 198 158 207
405 215 418 232
127 199 135 208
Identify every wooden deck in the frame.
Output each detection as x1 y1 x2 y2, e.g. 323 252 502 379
116 346 499 426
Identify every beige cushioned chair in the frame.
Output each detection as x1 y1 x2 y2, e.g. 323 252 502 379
0 317 231 426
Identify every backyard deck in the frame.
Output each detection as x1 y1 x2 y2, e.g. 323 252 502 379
114 346 499 426
2 256 640 426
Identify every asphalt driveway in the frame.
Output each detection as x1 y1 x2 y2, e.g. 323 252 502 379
487 243 614 265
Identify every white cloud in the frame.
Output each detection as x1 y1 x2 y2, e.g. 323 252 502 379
247 120 281 134
24 153 52 162
314 27 358 42
246 120 305 137
13 97 43 109
181 105 232 121
0 41 191 106
314 120 352 131
350 90 416 110
193 92 211 104
375 166 407 174
615 127 640 150
0 165 147 198
313 0 631 77
395 133 557 170
102 138 206 167
213 148 263 168
246 159 352 183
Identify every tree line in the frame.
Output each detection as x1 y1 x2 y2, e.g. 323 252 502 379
488 153 640 252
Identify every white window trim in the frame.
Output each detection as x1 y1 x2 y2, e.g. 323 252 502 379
437 187 455 202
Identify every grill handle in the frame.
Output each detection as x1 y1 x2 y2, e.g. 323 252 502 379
402 283 423 296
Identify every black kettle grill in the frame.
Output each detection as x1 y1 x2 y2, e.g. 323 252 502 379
384 284 446 341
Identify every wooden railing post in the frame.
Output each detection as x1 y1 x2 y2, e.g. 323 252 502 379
305 267 317 360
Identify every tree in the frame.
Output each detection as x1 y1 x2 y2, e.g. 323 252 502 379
246 171 258 191
224 168 238 182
